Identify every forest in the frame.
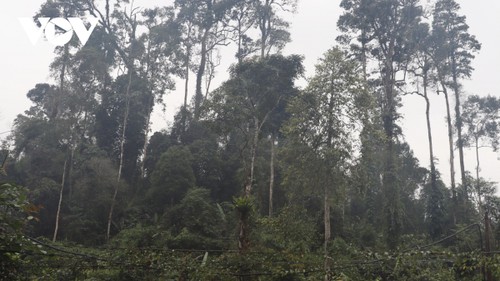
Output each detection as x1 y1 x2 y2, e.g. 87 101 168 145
1 0 500 280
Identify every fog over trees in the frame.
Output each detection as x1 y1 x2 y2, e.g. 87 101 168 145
1 0 500 280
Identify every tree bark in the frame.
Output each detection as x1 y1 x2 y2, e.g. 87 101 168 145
194 29 209 120
475 136 483 218
440 78 457 223
107 70 132 242
53 158 67 242
423 71 437 195
53 42 70 242
182 24 192 132
245 117 260 196
485 210 493 281
324 184 331 281
452 56 468 200
140 94 154 179
268 133 275 217
259 0 271 59
382 37 400 250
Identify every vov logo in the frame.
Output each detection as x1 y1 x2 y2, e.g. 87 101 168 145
18 17 99 47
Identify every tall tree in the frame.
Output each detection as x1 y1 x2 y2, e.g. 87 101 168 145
210 55 302 197
137 7 182 179
35 0 91 242
338 0 424 249
283 47 365 279
462 95 500 218
254 0 295 58
411 55 446 238
407 23 447 236
251 0 296 217
432 0 481 204
174 0 237 119
208 54 302 252
227 0 258 63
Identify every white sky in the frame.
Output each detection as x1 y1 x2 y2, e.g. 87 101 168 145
0 0 498 190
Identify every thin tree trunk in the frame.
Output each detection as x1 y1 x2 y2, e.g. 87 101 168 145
423 72 437 193
204 53 215 100
259 0 271 59
53 42 70 242
361 30 367 82
53 158 67 242
485 210 493 281
194 29 209 120
140 94 154 178
107 70 132 242
184 60 190 109
182 24 192 132
67 147 75 200
245 117 260 196
260 18 267 59
452 57 468 199
324 184 331 281
268 133 275 217
382 37 400 250
237 16 243 64
475 136 483 218
440 79 457 223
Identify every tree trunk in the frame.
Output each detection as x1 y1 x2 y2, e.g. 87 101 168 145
382 37 400 250
67 142 75 200
140 94 154 179
260 18 267 59
324 184 331 281
259 0 271 59
245 117 260 196
107 70 132 242
423 71 437 192
452 56 468 200
194 29 209 120
53 43 70 242
269 133 275 217
53 158 67 242
441 79 457 224
237 15 244 64
475 136 483 219
182 24 192 132
485 210 493 281
361 30 367 82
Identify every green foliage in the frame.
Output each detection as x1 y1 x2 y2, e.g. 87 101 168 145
3 0 495 280
147 145 195 213
163 188 227 249
0 183 34 280
462 95 500 151
257 205 319 252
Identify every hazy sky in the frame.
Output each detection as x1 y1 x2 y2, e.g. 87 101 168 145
1 1 498 189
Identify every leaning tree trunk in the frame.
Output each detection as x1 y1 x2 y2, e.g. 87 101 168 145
440 78 457 224
53 158 67 242
323 183 331 281
245 117 260 197
451 56 468 200
194 29 209 120
474 135 484 219
53 43 70 242
382 38 401 250
423 72 437 194
182 24 192 132
107 70 132 242
140 93 154 179
259 0 271 59
268 133 275 217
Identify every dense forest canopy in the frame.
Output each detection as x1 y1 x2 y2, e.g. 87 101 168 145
1 0 500 280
